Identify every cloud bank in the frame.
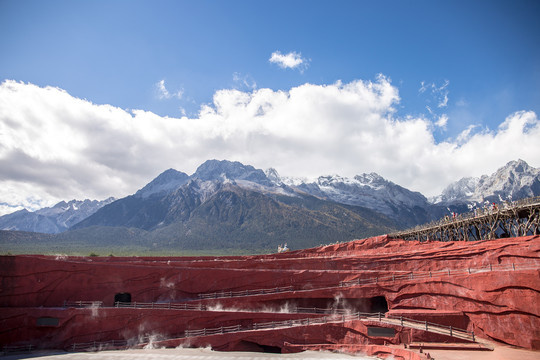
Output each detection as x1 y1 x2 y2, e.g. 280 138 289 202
1 78 539 214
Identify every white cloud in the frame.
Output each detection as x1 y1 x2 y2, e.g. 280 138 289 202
419 79 449 108
269 51 308 71
232 72 257 90
435 114 448 128
438 93 448 108
1 78 539 215
437 80 449 108
156 79 183 100
419 81 427 93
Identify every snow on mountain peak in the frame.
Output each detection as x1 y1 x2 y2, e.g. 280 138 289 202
193 160 272 186
136 169 190 198
434 159 539 205
264 168 282 185
0 197 116 233
354 173 387 189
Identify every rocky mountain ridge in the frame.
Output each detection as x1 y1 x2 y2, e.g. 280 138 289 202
1 159 539 251
0 198 115 233
432 159 540 206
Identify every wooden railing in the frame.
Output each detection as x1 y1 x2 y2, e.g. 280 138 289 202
197 260 540 299
198 286 294 300
114 301 205 310
1 344 34 354
63 300 103 308
67 312 477 351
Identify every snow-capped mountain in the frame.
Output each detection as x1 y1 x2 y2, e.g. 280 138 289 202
3 159 539 239
0 198 115 234
72 160 292 231
189 160 296 197
193 160 275 187
70 160 399 250
433 159 540 206
187 161 429 221
264 170 432 227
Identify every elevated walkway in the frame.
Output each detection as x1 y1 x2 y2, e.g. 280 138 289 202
389 196 540 241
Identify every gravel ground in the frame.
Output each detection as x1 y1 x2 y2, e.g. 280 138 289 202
0 348 373 360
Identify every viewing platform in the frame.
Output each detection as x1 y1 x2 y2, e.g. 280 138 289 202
389 196 540 242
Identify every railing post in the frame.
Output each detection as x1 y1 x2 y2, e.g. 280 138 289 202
512 263 515 270
450 326 452 337
490 264 492 271
400 316 403 326
425 321 428 331
378 312 381 321
472 331 475 342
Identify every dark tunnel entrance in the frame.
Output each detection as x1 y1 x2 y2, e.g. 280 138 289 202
114 292 131 305
235 341 282 353
369 296 389 313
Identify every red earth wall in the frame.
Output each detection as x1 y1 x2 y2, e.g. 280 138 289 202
1 235 539 353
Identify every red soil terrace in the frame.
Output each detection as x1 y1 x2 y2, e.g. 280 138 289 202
1 235 539 359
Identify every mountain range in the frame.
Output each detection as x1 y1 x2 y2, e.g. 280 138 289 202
0 198 115 234
1 159 538 254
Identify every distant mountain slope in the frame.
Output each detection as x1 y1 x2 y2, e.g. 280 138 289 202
135 168 189 198
270 170 433 227
70 160 399 251
146 184 397 251
0 198 115 234
2 158 539 254
433 159 540 206
73 160 295 231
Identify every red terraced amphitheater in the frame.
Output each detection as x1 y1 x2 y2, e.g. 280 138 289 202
1 235 539 360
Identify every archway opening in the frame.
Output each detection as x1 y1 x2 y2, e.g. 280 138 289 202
370 296 389 313
114 292 131 305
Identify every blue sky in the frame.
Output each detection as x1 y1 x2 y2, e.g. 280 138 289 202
1 0 540 213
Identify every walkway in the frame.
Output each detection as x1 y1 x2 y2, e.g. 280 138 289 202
389 196 540 241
